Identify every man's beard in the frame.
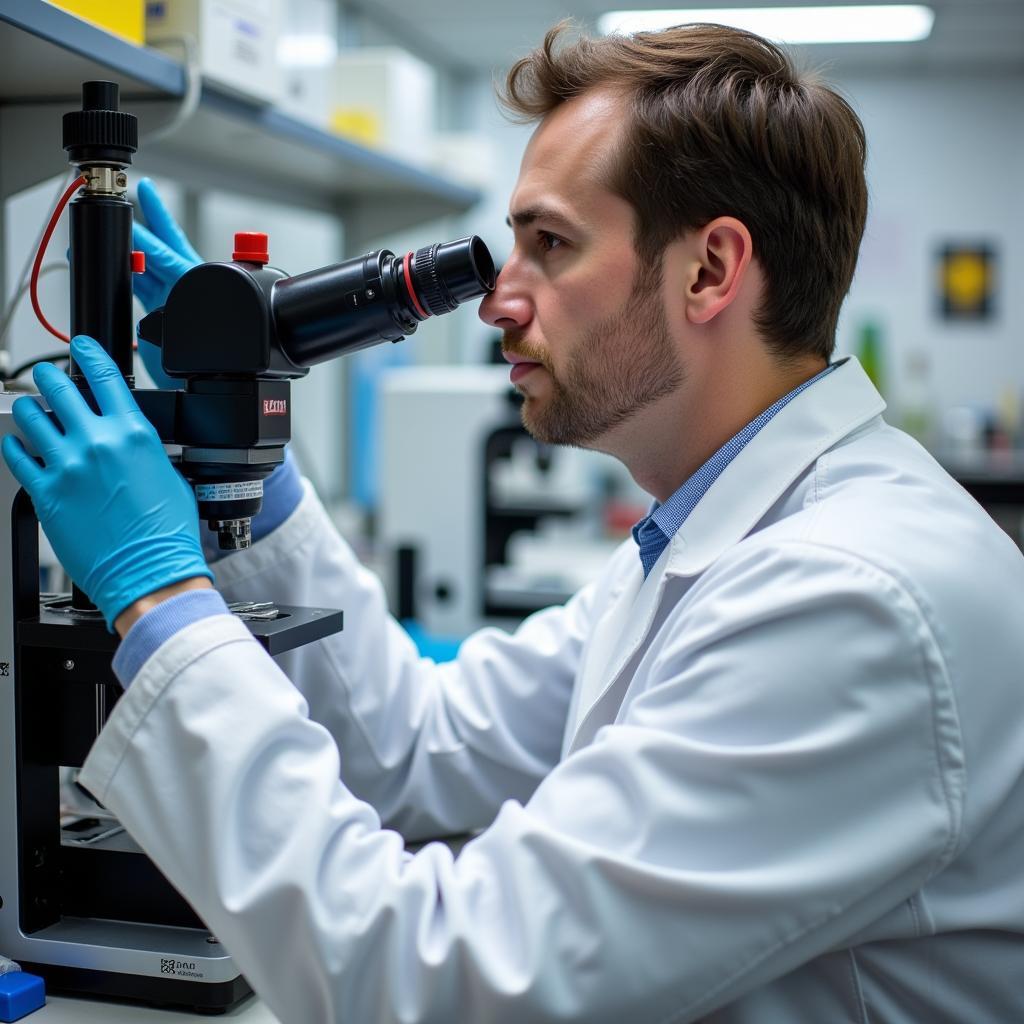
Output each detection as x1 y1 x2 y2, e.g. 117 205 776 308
504 274 685 448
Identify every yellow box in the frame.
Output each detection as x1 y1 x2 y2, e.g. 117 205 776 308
329 109 381 147
47 0 145 45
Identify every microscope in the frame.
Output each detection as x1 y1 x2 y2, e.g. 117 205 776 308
0 82 493 1013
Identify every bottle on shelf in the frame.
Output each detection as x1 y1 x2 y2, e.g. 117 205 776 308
856 318 885 395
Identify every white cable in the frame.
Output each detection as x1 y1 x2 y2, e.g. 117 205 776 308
140 34 202 146
0 263 69 357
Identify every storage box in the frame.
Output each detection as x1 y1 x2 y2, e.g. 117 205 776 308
276 0 334 126
428 132 498 189
48 0 145 44
329 48 436 164
0 971 45 1023
145 0 283 105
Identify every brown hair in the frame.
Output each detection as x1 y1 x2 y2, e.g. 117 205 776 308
500 21 868 362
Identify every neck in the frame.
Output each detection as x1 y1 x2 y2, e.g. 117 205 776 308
605 352 827 502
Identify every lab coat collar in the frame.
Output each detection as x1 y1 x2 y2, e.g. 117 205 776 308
663 356 886 578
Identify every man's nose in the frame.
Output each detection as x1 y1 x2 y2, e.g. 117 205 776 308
478 266 532 330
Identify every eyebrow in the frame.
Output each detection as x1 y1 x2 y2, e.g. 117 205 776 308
505 205 579 232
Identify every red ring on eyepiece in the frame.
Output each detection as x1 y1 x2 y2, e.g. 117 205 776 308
402 251 430 320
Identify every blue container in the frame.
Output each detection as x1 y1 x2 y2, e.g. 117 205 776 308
0 972 45 1022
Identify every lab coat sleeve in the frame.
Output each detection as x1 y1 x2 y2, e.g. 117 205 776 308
205 479 601 839
78 538 965 1024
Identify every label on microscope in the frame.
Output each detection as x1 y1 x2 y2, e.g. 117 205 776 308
195 480 264 502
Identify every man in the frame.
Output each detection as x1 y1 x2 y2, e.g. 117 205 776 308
6 22 1024 1024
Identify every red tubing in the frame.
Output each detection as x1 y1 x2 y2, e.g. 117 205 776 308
30 174 88 344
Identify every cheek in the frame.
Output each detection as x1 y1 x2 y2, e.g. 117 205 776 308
535 279 608 341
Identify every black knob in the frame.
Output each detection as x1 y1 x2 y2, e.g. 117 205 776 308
63 80 138 166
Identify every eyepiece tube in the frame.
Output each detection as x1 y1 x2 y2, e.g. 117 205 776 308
273 235 495 368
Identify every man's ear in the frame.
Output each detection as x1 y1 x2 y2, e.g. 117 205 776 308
684 217 754 326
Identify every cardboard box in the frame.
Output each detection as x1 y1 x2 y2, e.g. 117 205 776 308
145 0 283 105
330 48 436 164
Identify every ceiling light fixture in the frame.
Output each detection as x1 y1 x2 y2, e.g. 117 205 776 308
597 5 935 44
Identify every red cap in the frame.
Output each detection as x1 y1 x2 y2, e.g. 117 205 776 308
233 231 269 265
131 250 146 273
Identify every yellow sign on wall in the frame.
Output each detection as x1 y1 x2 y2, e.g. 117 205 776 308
938 244 996 321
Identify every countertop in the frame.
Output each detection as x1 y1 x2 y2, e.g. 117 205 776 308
28 992 279 1021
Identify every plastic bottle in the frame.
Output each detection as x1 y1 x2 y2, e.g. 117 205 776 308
856 320 885 394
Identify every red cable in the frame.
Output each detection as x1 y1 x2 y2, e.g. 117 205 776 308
30 174 88 344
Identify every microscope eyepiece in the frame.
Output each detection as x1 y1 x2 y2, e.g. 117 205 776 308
409 236 495 315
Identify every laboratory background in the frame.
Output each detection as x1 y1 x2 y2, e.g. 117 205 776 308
0 0 1022 1021
2 0 1022 654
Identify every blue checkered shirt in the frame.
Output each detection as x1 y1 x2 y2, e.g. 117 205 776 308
632 363 838 577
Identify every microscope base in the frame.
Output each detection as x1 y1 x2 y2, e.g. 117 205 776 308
19 959 251 1015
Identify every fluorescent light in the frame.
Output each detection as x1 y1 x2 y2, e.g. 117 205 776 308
277 33 338 68
597 6 935 44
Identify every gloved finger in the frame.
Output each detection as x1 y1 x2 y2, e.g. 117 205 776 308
32 362 92 433
68 336 141 418
132 223 195 283
1 434 46 494
137 178 201 263
11 395 63 460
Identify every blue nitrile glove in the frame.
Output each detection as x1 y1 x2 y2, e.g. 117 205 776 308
1 335 213 629
132 178 202 389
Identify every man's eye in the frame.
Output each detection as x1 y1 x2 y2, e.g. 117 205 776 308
537 231 564 252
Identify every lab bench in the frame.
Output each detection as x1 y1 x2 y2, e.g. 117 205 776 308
28 992 279 1021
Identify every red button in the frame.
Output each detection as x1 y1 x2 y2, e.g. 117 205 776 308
131 250 146 273
233 231 269 265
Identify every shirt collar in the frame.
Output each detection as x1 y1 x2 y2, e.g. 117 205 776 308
631 361 843 576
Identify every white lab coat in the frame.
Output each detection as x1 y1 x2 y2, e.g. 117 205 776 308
80 357 1024 1023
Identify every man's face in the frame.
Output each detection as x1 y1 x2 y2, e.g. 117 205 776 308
479 90 685 448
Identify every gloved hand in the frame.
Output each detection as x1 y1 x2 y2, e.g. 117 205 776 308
132 178 201 388
1 335 213 629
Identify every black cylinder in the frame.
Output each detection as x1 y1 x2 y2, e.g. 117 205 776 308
68 197 134 379
272 251 416 368
84 81 118 111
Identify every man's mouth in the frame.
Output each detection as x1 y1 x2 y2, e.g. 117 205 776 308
509 361 542 384
502 349 545 385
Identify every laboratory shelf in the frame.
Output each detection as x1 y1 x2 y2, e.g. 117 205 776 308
0 0 482 240
0 0 184 99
